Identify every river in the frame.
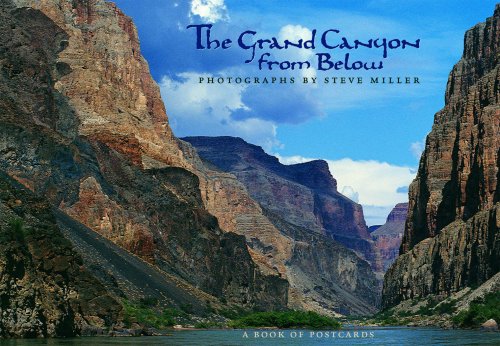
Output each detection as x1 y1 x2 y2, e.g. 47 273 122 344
0 327 498 345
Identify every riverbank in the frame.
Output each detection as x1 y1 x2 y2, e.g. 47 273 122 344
345 290 500 331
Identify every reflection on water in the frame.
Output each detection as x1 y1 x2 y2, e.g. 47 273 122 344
0 327 499 346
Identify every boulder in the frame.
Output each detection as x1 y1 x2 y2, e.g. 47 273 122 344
481 319 498 331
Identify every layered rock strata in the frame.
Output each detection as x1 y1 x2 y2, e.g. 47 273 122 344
0 0 287 314
383 5 499 308
184 136 378 268
184 136 380 313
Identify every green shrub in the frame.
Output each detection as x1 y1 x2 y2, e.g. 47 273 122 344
396 310 413 317
0 218 27 244
180 303 194 314
218 306 252 320
194 321 223 329
229 310 341 329
417 304 433 316
122 300 178 328
372 308 399 325
452 292 500 328
139 297 159 308
434 299 456 314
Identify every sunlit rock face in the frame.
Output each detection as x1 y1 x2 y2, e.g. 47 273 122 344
0 0 288 315
383 5 499 308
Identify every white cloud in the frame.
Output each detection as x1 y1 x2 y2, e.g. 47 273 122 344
190 0 229 23
327 158 415 207
276 155 416 225
341 186 359 203
363 205 395 226
277 25 317 80
410 138 426 160
159 72 280 150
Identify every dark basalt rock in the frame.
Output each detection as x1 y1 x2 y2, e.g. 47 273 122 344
0 172 122 337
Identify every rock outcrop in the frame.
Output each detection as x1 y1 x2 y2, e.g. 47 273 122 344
383 5 499 308
0 173 122 337
371 203 407 272
0 0 288 317
184 136 380 314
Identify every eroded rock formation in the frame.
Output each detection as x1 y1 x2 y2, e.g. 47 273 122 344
184 136 377 266
0 173 122 337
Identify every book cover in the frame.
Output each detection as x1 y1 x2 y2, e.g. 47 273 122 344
0 0 498 345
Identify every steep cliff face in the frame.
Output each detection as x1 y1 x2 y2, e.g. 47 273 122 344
184 137 377 266
372 203 407 272
383 5 499 308
401 5 499 254
0 173 122 337
7 0 293 285
0 0 288 313
184 136 380 314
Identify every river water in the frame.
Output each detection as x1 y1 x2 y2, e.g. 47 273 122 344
0 327 498 346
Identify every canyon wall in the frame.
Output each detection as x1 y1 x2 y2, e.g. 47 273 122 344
383 5 499 308
0 0 288 322
185 136 380 313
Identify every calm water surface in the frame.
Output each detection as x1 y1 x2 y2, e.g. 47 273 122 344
0 327 499 346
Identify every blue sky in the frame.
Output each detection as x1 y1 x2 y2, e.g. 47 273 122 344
112 0 498 224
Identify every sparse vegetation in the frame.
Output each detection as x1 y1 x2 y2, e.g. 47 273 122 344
229 310 341 329
180 303 194 314
139 297 159 308
373 297 458 325
372 309 399 325
194 321 224 329
452 292 500 328
122 300 183 328
0 218 27 243
217 305 253 320
417 300 435 316
434 299 457 315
